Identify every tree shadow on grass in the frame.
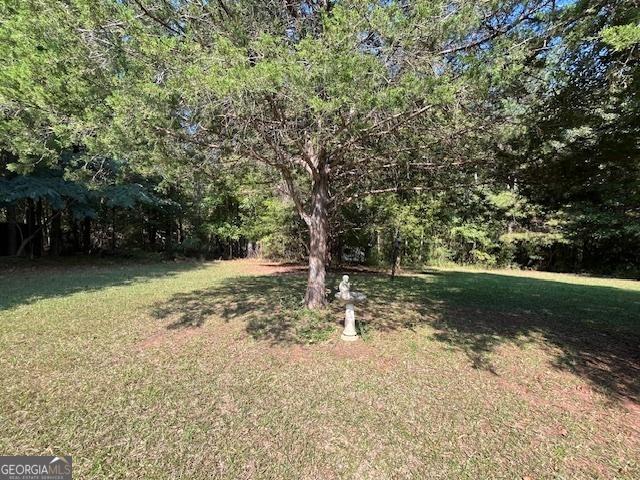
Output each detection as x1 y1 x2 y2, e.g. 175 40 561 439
152 269 640 403
0 259 206 312
365 272 640 403
152 271 335 343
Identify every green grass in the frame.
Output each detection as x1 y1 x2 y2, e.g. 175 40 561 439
1 259 638 479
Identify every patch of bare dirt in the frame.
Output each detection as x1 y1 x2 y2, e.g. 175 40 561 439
260 334 399 373
329 338 377 361
232 259 306 276
324 339 398 372
135 318 241 353
267 343 315 363
621 398 640 431
135 327 202 351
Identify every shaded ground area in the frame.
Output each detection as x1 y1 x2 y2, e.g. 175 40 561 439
153 263 640 404
1 259 639 479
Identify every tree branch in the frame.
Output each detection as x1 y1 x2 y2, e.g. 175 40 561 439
241 142 311 224
132 0 185 37
437 1 553 56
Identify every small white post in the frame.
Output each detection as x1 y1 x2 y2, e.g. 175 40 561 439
341 303 358 341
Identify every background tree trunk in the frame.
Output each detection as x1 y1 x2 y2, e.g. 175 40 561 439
71 214 81 252
6 205 18 256
82 217 92 253
16 209 62 257
35 199 43 257
26 199 36 259
391 233 401 280
110 207 117 251
50 209 63 256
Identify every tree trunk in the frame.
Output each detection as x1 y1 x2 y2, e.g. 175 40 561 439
6 205 18 256
110 207 117 251
16 209 63 258
35 199 43 257
304 170 329 309
71 215 81 252
165 215 173 253
82 217 91 253
147 214 157 249
26 199 36 259
50 209 63 256
391 233 400 280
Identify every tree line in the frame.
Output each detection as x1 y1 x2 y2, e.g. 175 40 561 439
0 0 638 306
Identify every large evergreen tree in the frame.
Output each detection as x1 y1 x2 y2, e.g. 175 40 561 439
2 0 637 294
80 0 562 307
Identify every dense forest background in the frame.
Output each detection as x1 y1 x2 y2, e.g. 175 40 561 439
0 0 638 276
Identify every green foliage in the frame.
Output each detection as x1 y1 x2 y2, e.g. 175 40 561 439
101 184 157 209
0 0 637 274
253 199 306 261
290 308 335 344
175 237 202 258
601 24 640 51
0 174 90 211
451 224 497 265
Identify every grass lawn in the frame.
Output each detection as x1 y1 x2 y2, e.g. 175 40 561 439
0 259 638 479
